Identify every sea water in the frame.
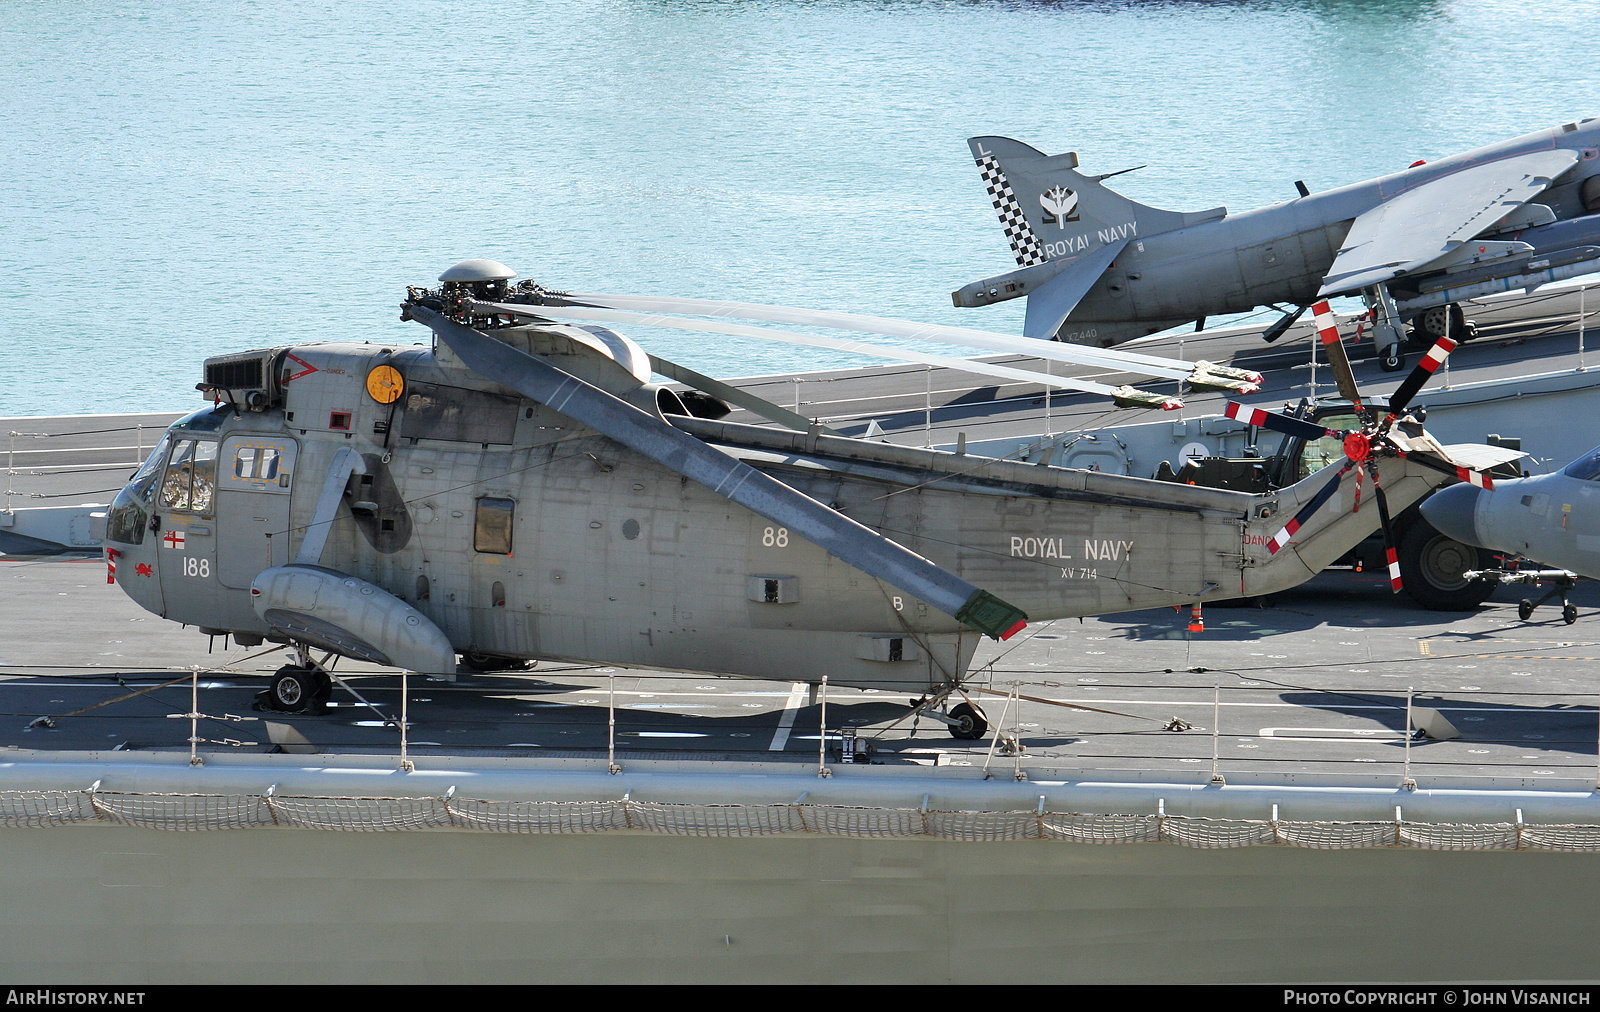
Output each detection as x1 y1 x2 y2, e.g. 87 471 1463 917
3 0 1599 415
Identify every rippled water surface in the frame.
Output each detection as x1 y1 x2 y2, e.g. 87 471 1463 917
4 0 1599 414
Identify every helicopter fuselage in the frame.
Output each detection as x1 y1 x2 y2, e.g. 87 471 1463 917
101 326 1460 692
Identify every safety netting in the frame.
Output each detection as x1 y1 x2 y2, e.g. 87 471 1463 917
4 786 1599 851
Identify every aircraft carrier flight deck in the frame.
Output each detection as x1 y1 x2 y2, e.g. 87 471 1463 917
3 552 1600 790
4 282 1600 788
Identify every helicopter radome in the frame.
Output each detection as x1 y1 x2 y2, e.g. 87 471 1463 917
98 260 1517 733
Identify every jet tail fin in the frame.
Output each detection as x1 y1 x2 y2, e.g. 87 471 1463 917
958 137 1227 334
968 136 1223 270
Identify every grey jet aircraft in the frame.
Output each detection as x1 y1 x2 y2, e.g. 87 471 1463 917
1422 444 1600 623
956 118 1600 370
97 261 1515 737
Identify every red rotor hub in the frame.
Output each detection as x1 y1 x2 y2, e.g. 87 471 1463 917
1343 432 1372 462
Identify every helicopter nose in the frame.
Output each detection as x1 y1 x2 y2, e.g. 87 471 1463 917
1420 482 1484 546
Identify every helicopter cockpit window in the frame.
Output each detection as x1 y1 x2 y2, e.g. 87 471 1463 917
160 438 218 514
171 404 229 433
474 497 515 554
105 435 172 546
128 435 172 502
1563 446 1600 482
1295 412 1361 482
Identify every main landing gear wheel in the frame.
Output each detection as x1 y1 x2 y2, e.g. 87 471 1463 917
1414 304 1467 342
1399 519 1495 611
263 665 332 714
948 701 989 740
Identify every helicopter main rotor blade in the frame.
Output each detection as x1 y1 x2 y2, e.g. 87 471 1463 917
473 299 1183 410
1386 335 1459 416
1312 301 1366 411
1395 448 1496 489
404 305 1029 640
1369 469 1402 593
557 292 1261 390
1224 401 1338 442
1265 464 1351 555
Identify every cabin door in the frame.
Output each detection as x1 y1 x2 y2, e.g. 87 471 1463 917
217 435 299 590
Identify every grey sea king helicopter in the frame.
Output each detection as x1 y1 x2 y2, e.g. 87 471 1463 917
98 258 1520 737
952 117 1600 369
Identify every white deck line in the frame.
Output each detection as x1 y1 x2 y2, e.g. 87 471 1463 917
768 681 808 751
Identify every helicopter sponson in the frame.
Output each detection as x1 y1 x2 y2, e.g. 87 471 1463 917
98 263 1516 705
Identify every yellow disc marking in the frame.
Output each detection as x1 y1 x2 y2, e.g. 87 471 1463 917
366 364 405 404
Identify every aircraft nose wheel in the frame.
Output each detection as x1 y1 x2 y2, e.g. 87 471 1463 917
258 665 333 714
948 701 989 740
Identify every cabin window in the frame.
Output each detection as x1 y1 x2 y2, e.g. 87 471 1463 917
159 439 218 514
400 382 520 444
233 446 281 482
474 497 515 554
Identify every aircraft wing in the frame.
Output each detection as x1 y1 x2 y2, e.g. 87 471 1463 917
1318 149 1580 296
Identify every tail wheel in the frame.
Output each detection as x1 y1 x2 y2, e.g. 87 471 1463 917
1378 344 1406 372
1399 519 1495 611
1564 604 1579 625
1519 599 1535 621
948 701 989 740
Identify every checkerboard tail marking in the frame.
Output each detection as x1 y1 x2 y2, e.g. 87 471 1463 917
976 154 1047 268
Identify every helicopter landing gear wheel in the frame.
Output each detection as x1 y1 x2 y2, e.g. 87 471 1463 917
265 665 331 714
459 650 532 672
1519 599 1536 621
1379 343 1406 372
948 701 989 740
1564 604 1580 625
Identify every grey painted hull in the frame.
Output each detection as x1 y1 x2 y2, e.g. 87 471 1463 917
3 753 1600 984
3 821 1595 984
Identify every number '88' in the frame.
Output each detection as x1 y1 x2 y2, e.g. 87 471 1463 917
762 526 789 548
